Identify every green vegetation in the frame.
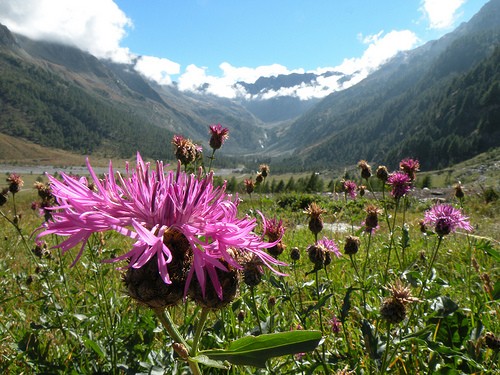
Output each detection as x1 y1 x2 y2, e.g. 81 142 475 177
276 28 500 172
1 159 499 374
0 53 176 160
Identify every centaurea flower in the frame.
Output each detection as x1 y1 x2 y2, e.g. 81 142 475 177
423 203 473 236
343 180 357 199
387 171 412 199
399 158 420 181
35 153 286 300
208 124 229 150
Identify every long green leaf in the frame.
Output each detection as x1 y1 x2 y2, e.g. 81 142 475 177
82 337 106 360
200 330 322 368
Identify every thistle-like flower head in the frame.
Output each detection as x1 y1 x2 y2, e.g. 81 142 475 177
357 160 372 179
208 124 229 150
387 171 412 199
7 173 23 194
400 158 420 181
35 153 286 300
383 279 422 305
343 180 357 199
423 203 473 236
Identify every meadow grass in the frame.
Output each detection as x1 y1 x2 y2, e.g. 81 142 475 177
0 176 499 374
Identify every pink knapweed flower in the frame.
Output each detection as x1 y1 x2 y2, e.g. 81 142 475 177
400 158 420 181
423 203 473 237
35 153 286 299
343 180 357 199
317 236 341 259
208 124 229 150
387 171 412 199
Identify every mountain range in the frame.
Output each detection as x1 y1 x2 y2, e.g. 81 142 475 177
1 0 500 172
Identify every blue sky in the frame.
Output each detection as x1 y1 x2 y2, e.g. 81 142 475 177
0 0 491 99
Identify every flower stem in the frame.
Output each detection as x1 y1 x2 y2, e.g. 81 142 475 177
191 307 211 357
315 270 325 335
361 231 372 313
208 149 216 173
379 321 392 375
406 236 443 330
154 308 202 375
250 286 263 334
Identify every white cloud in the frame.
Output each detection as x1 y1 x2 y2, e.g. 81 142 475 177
0 0 421 100
0 0 133 63
178 30 419 100
178 63 305 98
419 0 465 29
337 30 420 76
134 56 180 85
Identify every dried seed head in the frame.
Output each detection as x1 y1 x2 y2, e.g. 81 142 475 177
359 185 366 197
290 247 301 261
267 296 277 308
267 241 285 258
384 279 422 305
307 244 325 269
242 253 264 287
471 257 480 273
7 173 23 194
418 219 427 233
244 178 254 194
380 299 407 324
357 160 372 179
304 203 326 235
481 272 494 296
376 166 389 182
255 173 264 184
344 236 361 255
259 164 270 178
454 183 465 199
32 241 48 259
363 205 381 233
172 135 202 165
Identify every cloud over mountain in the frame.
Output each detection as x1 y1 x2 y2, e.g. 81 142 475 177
420 0 466 29
0 0 468 100
0 0 133 62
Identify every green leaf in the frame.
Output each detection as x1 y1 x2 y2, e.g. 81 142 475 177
340 287 353 323
303 293 334 317
189 355 229 369
200 330 322 368
475 239 500 261
82 336 106 360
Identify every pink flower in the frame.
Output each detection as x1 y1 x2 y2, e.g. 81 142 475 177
35 153 286 299
317 236 341 259
423 204 473 236
387 171 412 199
208 124 229 150
400 158 420 181
343 180 357 199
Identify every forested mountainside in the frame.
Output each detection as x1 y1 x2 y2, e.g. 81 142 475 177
273 0 500 172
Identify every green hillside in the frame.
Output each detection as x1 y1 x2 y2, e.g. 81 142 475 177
276 28 500 172
0 52 176 161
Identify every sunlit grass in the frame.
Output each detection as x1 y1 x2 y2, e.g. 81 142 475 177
1 177 499 374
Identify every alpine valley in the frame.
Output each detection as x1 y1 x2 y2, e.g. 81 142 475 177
1 0 500 172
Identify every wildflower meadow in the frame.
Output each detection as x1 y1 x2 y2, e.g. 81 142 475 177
0 125 499 375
